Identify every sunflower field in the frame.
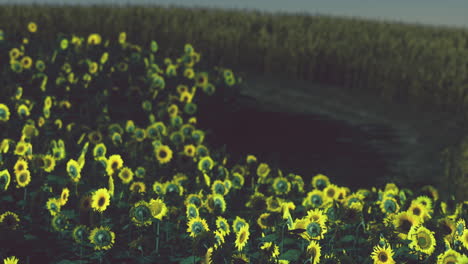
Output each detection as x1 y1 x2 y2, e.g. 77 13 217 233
0 18 468 264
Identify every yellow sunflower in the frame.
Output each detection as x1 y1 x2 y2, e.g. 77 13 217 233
187 216 210 237
392 211 421 240
66 159 82 183
16 169 31 188
256 163 270 180
87 33 102 45
46 197 61 216
20 56 33 69
235 224 250 251
27 22 37 33
148 198 168 220
408 224 436 256
106 154 123 176
183 144 196 157
370 244 396 264
89 226 115 251
186 204 199 219
0 211 20 230
3 256 19 264
14 141 28 156
0 104 11 122
60 187 70 206
436 249 462 264
91 188 111 213
408 200 431 222
307 240 322 264
460 229 468 250
42 154 56 173
215 216 230 235
118 167 134 184
311 174 330 190
155 145 173 164
323 184 340 201
130 201 153 227
198 156 214 172
13 158 28 176
273 176 291 195
303 190 327 208
129 181 146 193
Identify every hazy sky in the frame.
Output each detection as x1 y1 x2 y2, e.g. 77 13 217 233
2 0 468 29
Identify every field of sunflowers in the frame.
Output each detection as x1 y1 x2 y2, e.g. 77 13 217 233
0 20 468 264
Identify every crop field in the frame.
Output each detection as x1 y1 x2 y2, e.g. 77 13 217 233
0 4 468 264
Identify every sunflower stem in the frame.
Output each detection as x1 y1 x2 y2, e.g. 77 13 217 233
155 220 160 255
23 187 27 210
74 183 78 197
280 222 285 255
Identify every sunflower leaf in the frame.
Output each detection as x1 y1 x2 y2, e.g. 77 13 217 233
340 234 355 243
178 256 201 264
280 249 301 262
1 195 13 202
47 174 68 185
259 233 277 242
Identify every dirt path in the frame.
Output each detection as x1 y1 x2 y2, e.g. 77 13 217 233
234 72 468 199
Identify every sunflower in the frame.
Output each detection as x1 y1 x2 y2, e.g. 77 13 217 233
323 184 341 201
311 174 330 190
72 225 89 244
130 201 153 227
438 217 457 242
87 33 102 45
370 244 396 264
413 195 434 212
88 131 103 145
129 181 146 193
266 196 283 213
106 154 123 176
185 193 203 207
303 190 327 208
42 155 56 173
51 214 69 232
60 188 70 206
118 167 134 184
155 145 173 164
46 197 61 216
392 211 421 240
195 72 209 88
303 219 328 240
89 61 98 74
211 180 227 196
436 249 462 264
164 181 183 196
235 224 250 251
0 211 20 230
233 216 248 233
183 144 196 157
186 204 199 219
407 224 436 257
407 201 431 222
0 104 10 122
187 216 210 237
260 241 280 261
20 56 33 69
148 198 168 220
256 163 270 180
213 194 227 213
305 208 328 225
92 143 106 159
134 166 146 179
257 213 273 230
195 144 209 157
91 188 111 213
13 158 28 176
460 229 468 250
66 159 82 183
17 104 30 117
306 240 321 264
14 141 28 156
27 22 37 33
152 181 164 195
379 197 400 215
273 177 291 195
0 169 11 191
79 195 92 212
16 169 31 188
3 256 19 264
89 226 115 250
213 216 230 236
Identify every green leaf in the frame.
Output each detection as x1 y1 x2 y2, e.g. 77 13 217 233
340 235 355 243
179 256 201 264
1 195 13 202
280 249 301 262
259 233 278 242
46 174 68 185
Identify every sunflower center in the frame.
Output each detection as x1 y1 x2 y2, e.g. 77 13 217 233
239 232 246 242
306 222 321 237
19 173 27 183
378 252 388 262
417 234 430 249
159 150 167 158
326 189 335 198
400 219 412 233
413 207 421 215
111 161 118 170
17 164 24 171
311 195 323 206
98 197 105 207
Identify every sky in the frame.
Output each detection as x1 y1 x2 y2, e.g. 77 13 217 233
2 0 468 29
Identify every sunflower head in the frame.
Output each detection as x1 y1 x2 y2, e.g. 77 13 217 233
312 174 330 190
89 226 115 251
370 244 396 264
155 145 173 164
60 188 70 206
106 154 123 176
73 225 89 244
16 169 31 188
66 159 81 183
129 181 146 193
118 167 134 184
408 224 436 256
235 224 250 251
273 177 291 195
91 188 111 213
148 198 168 220
0 169 11 191
187 216 210 238
51 214 69 232
0 211 20 230
130 201 153 227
